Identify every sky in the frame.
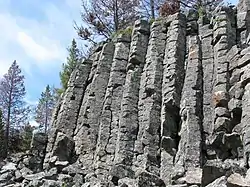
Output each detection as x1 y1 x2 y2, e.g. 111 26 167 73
0 0 239 109
227 0 239 5
0 0 84 107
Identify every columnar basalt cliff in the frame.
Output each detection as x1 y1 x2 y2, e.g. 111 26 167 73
2 0 250 186
43 0 250 186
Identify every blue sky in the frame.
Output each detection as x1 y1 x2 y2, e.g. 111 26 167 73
0 0 83 107
227 0 238 4
0 0 239 109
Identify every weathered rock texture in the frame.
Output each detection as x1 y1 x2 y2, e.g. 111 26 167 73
3 1 250 186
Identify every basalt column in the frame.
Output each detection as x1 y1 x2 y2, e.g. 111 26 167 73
74 42 115 172
160 13 186 185
237 0 250 48
209 8 237 160
94 33 131 180
199 21 215 142
43 57 94 169
242 83 250 168
111 20 150 179
174 35 203 186
133 20 167 176
240 46 250 168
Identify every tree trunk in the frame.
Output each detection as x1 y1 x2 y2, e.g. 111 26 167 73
45 101 48 134
113 0 119 31
3 70 14 158
4 121 9 158
150 0 155 19
4 96 12 158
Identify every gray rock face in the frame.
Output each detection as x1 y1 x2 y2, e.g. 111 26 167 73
160 14 186 185
29 133 48 172
4 1 250 186
94 32 131 180
74 42 115 174
173 34 203 185
112 20 150 181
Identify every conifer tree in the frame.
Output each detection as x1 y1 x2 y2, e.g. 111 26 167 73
181 0 223 11
59 39 80 91
141 0 224 19
35 85 55 134
0 61 30 158
0 110 4 158
20 123 34 151
76 0 140 42
140 0 164 19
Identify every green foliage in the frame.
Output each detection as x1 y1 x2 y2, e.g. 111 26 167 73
197 6 204 18
76 0 139 43
35 85 55 134
214 17 223 23
111 27 133 39
1 123 34 155
8 129 23 153
19 124 34 151
0 60 30 158
54 87 64 101
149 18 155 25
59 39 80 91
118 27 133 35
183 0 223 12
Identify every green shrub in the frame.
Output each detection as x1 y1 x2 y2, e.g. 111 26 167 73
111 26 133 39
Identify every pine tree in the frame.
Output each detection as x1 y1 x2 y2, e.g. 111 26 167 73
0 110 4 158
59 39 80 91
141 0 224 19
179 0 223 12
35 85 55 134
76 0 140 42
8 128 22 153
140 0 165 19
0 60 30 158
20 123 34 151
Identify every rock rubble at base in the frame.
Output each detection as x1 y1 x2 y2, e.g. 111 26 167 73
3 0 250 186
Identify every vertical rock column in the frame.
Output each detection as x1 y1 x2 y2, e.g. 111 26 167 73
207 8 241 162
112 20 150 179
174 35 203 185
133 20 167 176
237 0 250 48
55 59 93 137
94 33 131 180
199 23 214 141
211 9 236 144
74 43 115 172
240 50 250 167
43 58 93 169
29 133 48 172
242 82 250 168
160 13 186 185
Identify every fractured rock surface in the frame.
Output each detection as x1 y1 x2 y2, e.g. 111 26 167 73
3 1 250 186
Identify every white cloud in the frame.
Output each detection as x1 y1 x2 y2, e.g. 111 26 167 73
0 0 86 109
0 0 82 77
17 32 63 61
